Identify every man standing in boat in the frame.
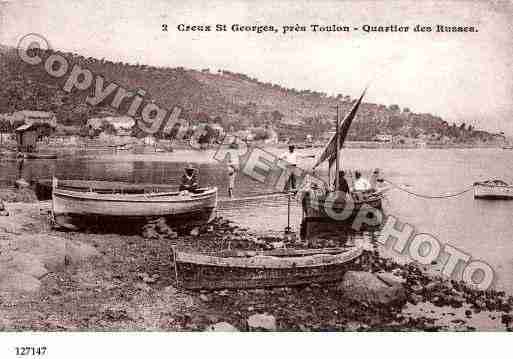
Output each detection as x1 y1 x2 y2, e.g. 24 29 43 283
180 164 199 192
279 144 298 192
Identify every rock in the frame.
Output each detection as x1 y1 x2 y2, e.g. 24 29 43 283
409 294 423 305
501 314 512 326
247 313 277 331
15 178 30 189
0 252 48 279
0 270 41 293
271 241 284 249
66 241 100 264
134 282 151 292
140 272 157 283
344 321 369 331
376 271 406 286
205 322 239 332
337 271 406 305
190 228 200 236
199 294 210 302
411 285 423 293
424 281 440 292
162 285 178 296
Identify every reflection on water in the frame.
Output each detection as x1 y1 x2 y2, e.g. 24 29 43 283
2 148 513 292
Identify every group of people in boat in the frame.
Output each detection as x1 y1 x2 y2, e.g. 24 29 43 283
279 143 381 195
178 143 381 198
336 168 380 194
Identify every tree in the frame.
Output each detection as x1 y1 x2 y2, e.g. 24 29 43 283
271 110 284 123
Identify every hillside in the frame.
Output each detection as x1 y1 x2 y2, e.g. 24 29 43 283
0 45 499 143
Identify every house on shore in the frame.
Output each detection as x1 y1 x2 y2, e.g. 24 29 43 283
86 116 135 136
10 111 57 152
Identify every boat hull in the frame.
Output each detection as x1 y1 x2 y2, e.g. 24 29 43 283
300 190 384 238
173 246 363 290
301 190 383 222
52 185 218 229
35 179 176 200
474 183 513 200
23 152 57 159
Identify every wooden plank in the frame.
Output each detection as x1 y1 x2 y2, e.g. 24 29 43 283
216 247 351 258
174 247 362 269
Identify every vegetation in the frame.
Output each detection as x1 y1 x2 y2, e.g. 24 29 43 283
0 45 498 143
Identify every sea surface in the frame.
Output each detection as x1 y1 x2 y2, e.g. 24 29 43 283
1 147 513 292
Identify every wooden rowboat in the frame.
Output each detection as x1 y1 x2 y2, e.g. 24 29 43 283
35 179 176 200
474 180 513 200
51 178 217 230
172 245 363 289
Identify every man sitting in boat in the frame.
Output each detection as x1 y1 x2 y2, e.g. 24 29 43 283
335 170 350 193
179 164 199 193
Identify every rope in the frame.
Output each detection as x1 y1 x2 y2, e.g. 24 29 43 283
383 179 474 199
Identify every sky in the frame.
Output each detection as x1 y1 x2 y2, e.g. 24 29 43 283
1 0 512 134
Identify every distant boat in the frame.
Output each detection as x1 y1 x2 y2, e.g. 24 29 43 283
51 178 218 230
23 152 57 159
502 146 513 150
172 245 363 290
474 180 513 200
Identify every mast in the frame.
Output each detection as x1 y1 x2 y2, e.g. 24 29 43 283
335 105 340 191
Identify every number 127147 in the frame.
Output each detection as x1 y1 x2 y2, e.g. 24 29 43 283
15 347 47 356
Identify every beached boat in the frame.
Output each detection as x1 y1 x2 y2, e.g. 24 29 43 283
51 178 218 229
23 152 57 159
172 245 363 289
34 179 177 200
301 88 384 230
474 180 513 199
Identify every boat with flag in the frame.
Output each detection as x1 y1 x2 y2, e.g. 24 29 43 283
300 88 386 232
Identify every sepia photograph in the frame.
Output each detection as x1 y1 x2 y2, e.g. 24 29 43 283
0 0 512 355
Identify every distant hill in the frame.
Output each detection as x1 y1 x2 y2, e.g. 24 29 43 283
0 45 500 144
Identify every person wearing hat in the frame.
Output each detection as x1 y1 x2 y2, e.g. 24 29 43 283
280 144 298 192
179 164 199 192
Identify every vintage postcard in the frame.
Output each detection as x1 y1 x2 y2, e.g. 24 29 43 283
0 0 512 356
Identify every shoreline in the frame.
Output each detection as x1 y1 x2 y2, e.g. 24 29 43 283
0 187 512 331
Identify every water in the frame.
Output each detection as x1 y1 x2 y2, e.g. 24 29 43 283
2 148 513 291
